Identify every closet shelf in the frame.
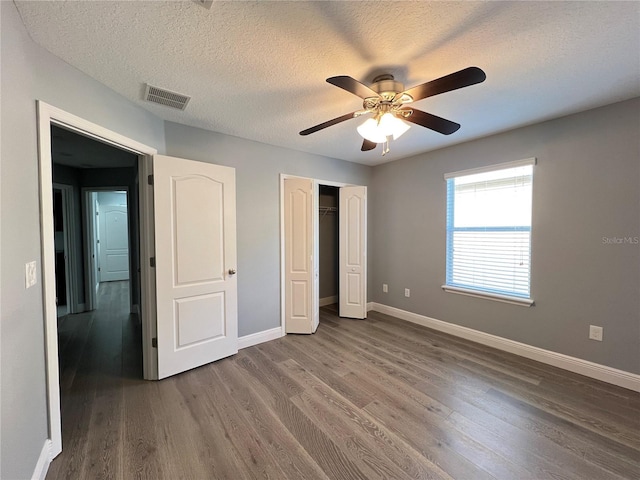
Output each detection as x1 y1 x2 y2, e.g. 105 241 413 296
319 206 337 219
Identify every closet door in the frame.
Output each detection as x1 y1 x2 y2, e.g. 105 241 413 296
284 177 317 333
339 186 367 319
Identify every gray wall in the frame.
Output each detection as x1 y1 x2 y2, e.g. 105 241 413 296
164 122 371 336
371 98 640 374
0 2 165 478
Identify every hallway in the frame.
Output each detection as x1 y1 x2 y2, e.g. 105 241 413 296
51 281 142 478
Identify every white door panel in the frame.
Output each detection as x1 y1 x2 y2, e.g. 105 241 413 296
284 177 317 333
99 205 129 282
154 154 238 379
339 186 367 319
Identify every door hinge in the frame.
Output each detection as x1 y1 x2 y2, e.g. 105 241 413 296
152 337 157 348
147 174 154 186
98 267 101 272
97 239 100 244
150 257 156 267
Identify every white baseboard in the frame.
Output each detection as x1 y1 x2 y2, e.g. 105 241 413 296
238 327 284 350
76 302 86 313
32 440 52 480
369 302 640 393
319 296 337 307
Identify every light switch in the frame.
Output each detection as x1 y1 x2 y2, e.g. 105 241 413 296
26 261 37 288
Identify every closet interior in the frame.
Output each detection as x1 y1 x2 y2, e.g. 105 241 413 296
319 185 339 307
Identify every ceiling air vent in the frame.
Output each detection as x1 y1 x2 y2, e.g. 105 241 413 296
144 84 191 111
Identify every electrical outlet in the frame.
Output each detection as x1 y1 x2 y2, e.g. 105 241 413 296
25 261 37 288
382 284 388 293
404 288 410 297
589 325 603 341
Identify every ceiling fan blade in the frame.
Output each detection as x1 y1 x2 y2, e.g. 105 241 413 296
299 112 358 136
402 67 486 102
400 108 461 135
361 139 377 151
327 76 380 100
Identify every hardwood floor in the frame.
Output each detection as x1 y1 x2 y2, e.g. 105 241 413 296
48 284 640 479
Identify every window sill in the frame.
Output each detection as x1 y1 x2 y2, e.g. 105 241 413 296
442 285 534 307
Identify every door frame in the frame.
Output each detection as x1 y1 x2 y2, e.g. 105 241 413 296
81 187 131 312
37 101 157 459
52 183 77 314
279 174 353 336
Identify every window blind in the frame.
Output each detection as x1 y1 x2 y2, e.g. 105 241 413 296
446 162 534 299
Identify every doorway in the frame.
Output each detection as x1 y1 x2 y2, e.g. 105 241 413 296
39 102 241 461
318 185 339 308
37 101 158 458
82 188 135 312
280 175 367 335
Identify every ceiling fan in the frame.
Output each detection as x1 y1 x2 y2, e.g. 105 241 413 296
299 67 486 155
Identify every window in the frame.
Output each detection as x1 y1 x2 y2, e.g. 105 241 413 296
443 158 535 306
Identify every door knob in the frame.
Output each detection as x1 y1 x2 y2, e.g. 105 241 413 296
228 268 236 275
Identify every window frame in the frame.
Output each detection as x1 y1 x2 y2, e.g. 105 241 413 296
442 158 536 307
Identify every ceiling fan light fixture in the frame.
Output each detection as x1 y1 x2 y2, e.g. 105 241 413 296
357 113 410 143
380 112 410 140
357 118 387 143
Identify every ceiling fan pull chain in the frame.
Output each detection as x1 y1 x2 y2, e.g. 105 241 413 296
382 139 390 156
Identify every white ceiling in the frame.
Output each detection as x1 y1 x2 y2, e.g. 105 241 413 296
16 1 640 166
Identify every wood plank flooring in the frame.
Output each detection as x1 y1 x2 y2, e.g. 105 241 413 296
48 282 640 479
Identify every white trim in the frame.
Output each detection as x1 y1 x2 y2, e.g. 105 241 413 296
367 302 374 312
82 189 98 311
31 440 52 480
37 101 158 459
369 302 640 393
238 327 284 350
138 155 157 381
444 157 536 180
279 174 286 338
442 285 534 307
319 295 338 307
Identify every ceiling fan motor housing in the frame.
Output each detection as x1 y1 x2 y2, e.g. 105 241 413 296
371 74 405 101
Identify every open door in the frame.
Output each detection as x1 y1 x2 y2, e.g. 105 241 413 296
284 177 318 333
339 185 367 319
153 154 238 379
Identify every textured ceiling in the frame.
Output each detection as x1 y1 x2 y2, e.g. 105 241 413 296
16 1 640 165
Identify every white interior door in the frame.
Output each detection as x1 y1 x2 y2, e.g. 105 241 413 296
98 204 130 282
153 154 238 379
339 186 367 319
284 177 317 334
